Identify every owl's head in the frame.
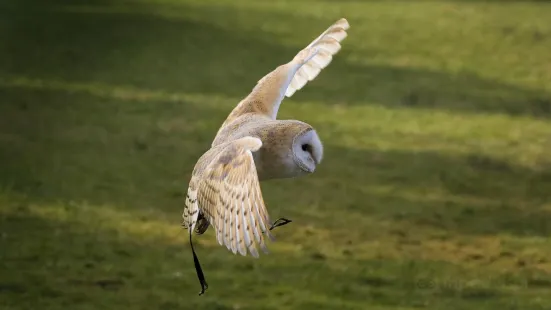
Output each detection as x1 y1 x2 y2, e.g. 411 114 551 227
251 120 324 181
291 127 323 174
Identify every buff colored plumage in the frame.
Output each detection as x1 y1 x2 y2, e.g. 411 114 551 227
183 136 273 259
182 18 350 295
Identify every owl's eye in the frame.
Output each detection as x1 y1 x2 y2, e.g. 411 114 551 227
301 144 309 152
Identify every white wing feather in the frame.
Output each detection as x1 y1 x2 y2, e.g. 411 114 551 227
185 136 274 258
214 18 350 131
285 18 350 97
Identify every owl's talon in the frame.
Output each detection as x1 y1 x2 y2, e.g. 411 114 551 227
198 283 208 296
270 218 292 230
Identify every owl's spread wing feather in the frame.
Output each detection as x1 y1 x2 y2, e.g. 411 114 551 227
219 18 349 125
183 136 275 258
285 17 350 97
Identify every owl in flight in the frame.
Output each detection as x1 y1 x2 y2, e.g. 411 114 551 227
182 18 350 295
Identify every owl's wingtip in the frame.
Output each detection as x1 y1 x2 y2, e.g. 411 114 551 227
336 17 350 29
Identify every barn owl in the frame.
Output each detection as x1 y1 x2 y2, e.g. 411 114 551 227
182 18 350 295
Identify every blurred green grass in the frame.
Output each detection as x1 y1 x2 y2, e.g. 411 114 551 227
1 0 551 309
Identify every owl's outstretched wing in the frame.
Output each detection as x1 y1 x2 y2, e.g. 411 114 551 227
183 136 275 258
283 17 350 98
222 18 349 123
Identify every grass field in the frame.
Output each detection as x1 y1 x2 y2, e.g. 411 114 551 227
1 0 551 309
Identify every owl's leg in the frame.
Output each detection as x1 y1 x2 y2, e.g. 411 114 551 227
188 229 208 295
194 213 210 235
269 218 292 230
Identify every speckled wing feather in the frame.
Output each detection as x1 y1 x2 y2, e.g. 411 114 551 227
183 136 275 258
220 18 349 126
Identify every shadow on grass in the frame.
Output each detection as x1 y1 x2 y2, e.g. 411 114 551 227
0 0 549 118
0 86 223 216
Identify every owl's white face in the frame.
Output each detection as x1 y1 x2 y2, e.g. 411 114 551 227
247 121 324 181
291 128 323 174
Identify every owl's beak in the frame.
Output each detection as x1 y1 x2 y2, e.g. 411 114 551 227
313 157 320 165
303 162 315 173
